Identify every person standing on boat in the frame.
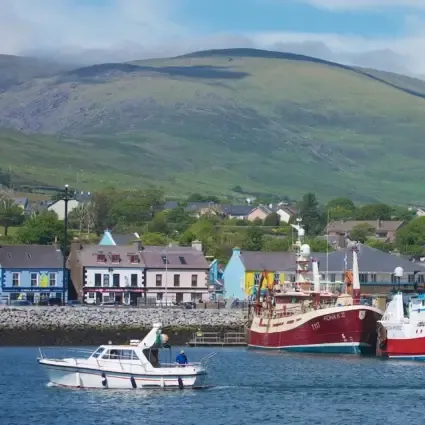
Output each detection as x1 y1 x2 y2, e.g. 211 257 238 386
176 350 188 365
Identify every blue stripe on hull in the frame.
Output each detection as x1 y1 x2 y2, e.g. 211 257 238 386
389 355 425 361
248 343 372 355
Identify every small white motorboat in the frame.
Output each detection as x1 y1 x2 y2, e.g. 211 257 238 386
37 322 215 389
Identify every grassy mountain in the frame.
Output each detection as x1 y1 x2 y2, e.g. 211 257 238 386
1 48 425 203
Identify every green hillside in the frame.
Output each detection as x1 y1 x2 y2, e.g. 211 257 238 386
1 48 425 203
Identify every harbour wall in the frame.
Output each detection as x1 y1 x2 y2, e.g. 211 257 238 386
0 307 248 346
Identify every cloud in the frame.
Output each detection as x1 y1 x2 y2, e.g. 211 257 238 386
295 0 425 11
1 0 425 77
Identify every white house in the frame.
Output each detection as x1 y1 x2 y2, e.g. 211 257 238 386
68 240 210 305
274 205 297 224
48 192 92 220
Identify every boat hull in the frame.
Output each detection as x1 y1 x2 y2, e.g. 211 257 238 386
39 361 207 389
382 333 425 361
249 305 382 355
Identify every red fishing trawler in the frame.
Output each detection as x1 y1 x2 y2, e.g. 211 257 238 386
248 220 383 355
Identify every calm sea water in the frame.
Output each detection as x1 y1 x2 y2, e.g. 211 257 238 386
1 346 424 425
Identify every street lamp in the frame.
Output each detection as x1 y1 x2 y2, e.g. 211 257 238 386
62 184 71 304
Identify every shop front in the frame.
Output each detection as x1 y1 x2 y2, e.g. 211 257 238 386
83 288 145 305
5 287 66 304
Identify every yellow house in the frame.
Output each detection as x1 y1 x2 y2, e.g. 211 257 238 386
244 271 285 297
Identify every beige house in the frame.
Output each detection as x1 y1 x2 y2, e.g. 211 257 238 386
247 205 272 221
325 219 404 248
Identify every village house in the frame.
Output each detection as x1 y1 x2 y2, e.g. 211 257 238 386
67 240 210 305
223 244 425 300
98 230 140 246
48 191 92 220
324 219 404 248
0 245 66 304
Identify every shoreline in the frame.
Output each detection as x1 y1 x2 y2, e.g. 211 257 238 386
0 325 244 346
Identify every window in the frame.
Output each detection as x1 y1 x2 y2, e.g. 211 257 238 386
408 274 415 283
179 256 187 265
91 347 105 358
176 293 183 303
156 293 163 301
391 274 396 283
191 274 198 287
130 255 139 264
103 274 109 287
131 274 138 287
419 275 425 284
161 256 169 265
330 274 336 283
254 273 260 285
113 274 120 288
88 292 95 299
174 274 180 287
155 274 162 287
370 273 377 283
191 292 198 301
359 273 368 283
97 254 106 263
102 349 139 360
12 272 20 287
94 273 102 287
30 273 38 287
274 273 280 282
111 254 120 263
48 273 56 287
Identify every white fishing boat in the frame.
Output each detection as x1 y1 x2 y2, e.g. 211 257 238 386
37 323 215 389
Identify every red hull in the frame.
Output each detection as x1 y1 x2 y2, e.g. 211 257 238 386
249 306 382 354
384 336 425 359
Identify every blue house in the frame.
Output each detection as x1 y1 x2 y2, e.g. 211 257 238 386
0 245 66 304
98 230 139 246
208 259 225 300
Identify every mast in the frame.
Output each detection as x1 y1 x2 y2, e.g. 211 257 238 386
290 218 310 291
352 244 360 305
312 258 321 308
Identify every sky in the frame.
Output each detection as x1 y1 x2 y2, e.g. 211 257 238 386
1 0 425 75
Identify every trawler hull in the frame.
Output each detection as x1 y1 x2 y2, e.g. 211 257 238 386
248 305 382 355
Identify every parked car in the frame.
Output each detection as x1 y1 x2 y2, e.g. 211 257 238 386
66 300 83 307
48 298 63 306
10 300 32 306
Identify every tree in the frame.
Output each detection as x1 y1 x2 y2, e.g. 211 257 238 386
92 188 117 234
147 211 169 234
241 226 264 251
350 223 375 243
16 211 73 246
264 212 280 227
68 202 95 234
325 197 356 220
297 193 323 235
51 188 76 202
166 206 196 233
263 237 290 252
140 232 168 245
355 203 392 220
0 168 11 188
396 217 425 254
309 238 333 252
366 239 393 252
186 193 221 203
0 196 24 236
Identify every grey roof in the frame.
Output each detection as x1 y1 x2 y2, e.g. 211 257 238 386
326 220 404 233
142 248 209 269
238 244 425 274
75 245 146 268
0 245 63 269
163 201 179 210
111 233 138 245
12 197 28 208
240 251 297 271
220 204 253 216
315 245 425 274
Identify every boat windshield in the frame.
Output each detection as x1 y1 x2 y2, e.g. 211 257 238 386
91 347 105 358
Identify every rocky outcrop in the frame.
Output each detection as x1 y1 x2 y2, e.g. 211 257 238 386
0 307 248 346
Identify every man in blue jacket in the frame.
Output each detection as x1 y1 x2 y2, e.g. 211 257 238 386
176 350 188 365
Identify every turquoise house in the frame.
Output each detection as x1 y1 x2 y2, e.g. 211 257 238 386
98 230 139 246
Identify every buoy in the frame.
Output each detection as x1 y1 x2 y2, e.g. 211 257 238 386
130 376 137 389
178 376 184 390
101 372 107 388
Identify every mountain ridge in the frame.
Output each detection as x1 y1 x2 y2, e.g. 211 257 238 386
0 48 424 203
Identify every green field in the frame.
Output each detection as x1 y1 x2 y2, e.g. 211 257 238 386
1 48 425 203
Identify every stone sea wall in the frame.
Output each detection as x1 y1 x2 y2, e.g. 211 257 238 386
0 307 248 346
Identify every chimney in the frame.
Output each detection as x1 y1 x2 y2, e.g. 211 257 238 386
70 238 82 252
191 240 203 252
133 240 143 251
52 235 59 250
